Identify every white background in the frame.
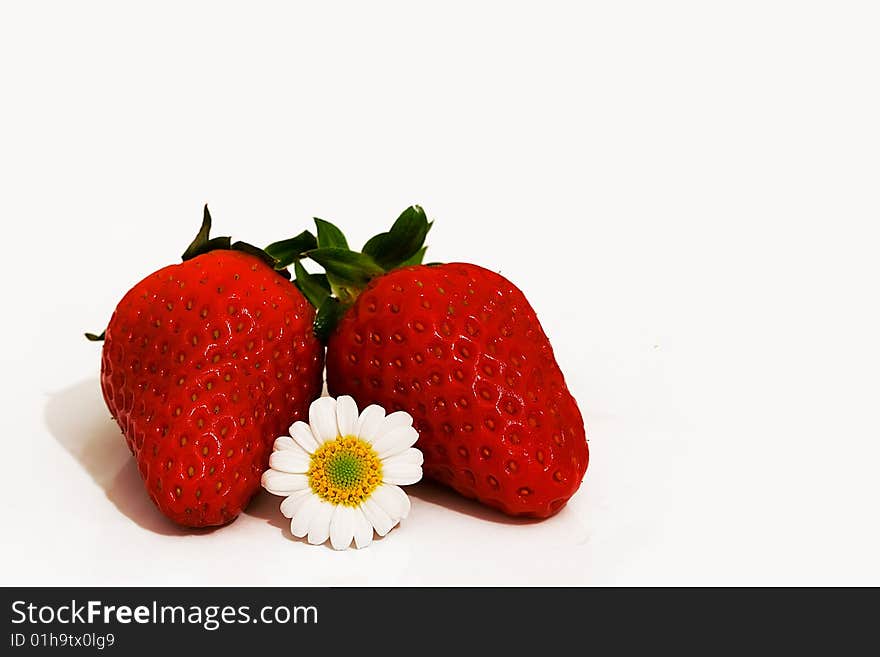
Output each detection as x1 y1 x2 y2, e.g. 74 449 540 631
1 1 878 586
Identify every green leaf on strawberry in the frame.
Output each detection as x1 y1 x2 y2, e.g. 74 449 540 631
181 205 232 261
265 230 318 269
398 245 428 267
293 260 332 309
362 205 432 270
268 205 438 339
306 247 384 305
313 297 346 341
315 218 349 249
181 205 292 278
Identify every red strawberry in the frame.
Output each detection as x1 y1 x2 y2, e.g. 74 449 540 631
288 207 588 518
87 207 324 527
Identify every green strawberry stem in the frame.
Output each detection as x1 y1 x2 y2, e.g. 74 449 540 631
85 205 298 342
265 205 435 341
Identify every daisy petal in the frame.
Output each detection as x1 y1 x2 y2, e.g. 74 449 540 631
352 507 374 549
275 438 309 458
383 447 424 468
356 405 386 444
372 483 410 522
273 435 297 452
383 410 413 431
269 450 310 474
279 489 312 518
387 483 412 519
382 463 423 486
262 471 309 496
307 500 334 545
335 395 359 438
330 505 356 551
290 421 319 454
373 425 419 459
361 498 395 537
290 495 321 538
309 397 339 445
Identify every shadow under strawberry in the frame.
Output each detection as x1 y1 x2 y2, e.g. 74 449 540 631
405 480 544 525
239 489 342 549
44 378 219 536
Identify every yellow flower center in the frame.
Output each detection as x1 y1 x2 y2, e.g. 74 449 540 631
307 436 383 507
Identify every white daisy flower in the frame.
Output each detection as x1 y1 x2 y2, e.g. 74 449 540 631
261 395 423 550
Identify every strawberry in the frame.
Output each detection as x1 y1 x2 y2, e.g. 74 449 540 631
87 207 324 527
285 207 588 518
